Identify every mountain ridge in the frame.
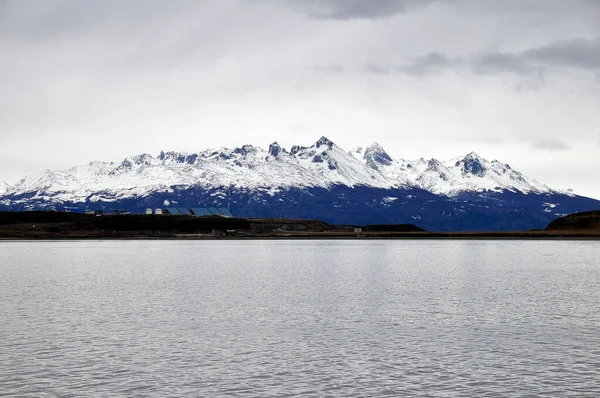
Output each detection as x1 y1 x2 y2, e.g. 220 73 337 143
0 136 565 199
1 136 598 231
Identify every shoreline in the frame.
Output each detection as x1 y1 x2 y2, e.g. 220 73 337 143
1 232 599 241
1 211 598 241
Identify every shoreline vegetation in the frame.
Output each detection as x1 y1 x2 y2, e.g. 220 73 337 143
0 211 599 240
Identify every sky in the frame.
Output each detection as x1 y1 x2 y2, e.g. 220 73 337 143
1 0 599 198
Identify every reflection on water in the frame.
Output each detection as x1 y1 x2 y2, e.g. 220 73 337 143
1 240 599 396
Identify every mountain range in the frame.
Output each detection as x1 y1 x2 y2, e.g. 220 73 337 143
1 136 598 231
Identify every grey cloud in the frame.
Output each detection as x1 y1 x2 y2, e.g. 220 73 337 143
532 140 571 152
0 0 186 40
276 0 438 20
472 52 543 77
472 52 545 91
396 37 599 85
398 53 462 76
363 63 394 75
366 51 544 91
505 77 545 93
377 51 542 78
274 0 600 22
346 58 544 93
525 38 600 71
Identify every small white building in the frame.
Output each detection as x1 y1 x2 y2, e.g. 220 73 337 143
146 208 152 215
155 209 163 215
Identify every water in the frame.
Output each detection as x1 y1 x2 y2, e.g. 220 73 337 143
0 240 599 397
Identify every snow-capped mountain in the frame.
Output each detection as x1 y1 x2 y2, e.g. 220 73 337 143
1 137 598 231
3 137 554 200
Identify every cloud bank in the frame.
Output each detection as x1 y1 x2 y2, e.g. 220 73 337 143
0 0 599 198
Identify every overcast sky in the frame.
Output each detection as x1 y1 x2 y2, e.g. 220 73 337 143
1 0 599 197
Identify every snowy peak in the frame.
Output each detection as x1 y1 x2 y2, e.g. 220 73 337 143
314 136 336 149
415 158 454 190
455 152 487 177
425 159 447 173
232 144 258 156
157 150 195 164
436 151 552 194
268 142 286 158
0 138 563 205
285 137 387 186
363 142 393 169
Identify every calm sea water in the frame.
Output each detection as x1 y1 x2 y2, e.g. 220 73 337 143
0 240 599 397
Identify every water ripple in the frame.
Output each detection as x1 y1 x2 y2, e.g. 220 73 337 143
1 240 599 396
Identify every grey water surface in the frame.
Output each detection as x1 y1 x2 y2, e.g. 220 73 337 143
1 240 599 397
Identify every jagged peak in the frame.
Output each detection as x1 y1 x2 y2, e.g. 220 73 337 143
464 151 482 159
157 150 191 160
363 142 393 170
268 141 287 158
120 155 147 168
0 139 564 204
364 142 392 159
365 142 385 152
129 153 154 163
456 152 487 177
233 144 257 155
290 145 307 155
314 136 335 148
425 158 445 172
159 150 187 160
